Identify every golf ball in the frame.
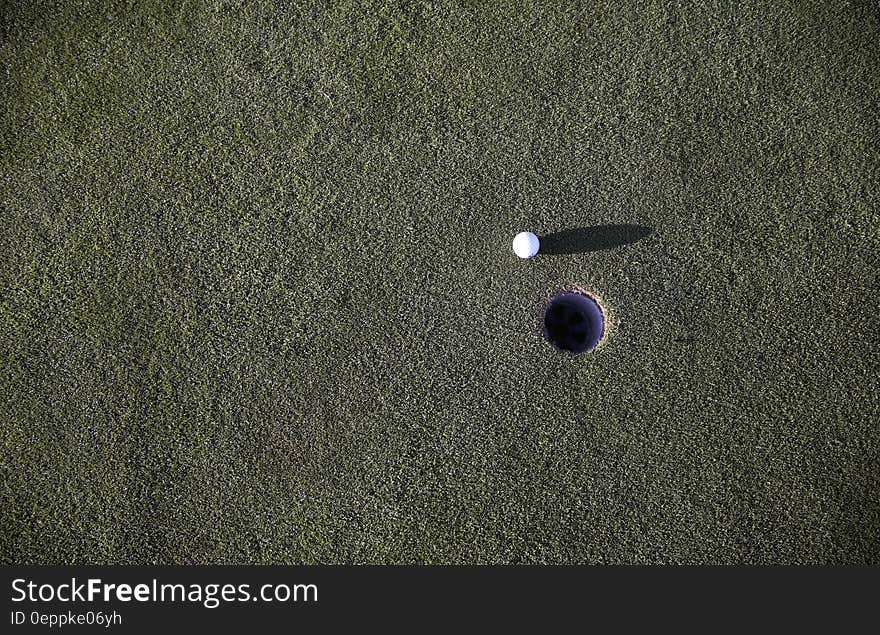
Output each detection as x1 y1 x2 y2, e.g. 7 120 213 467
513 231 540 259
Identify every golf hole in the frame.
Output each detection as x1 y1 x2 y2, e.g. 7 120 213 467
544 291 605 354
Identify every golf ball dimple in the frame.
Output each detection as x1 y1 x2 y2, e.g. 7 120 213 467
513 231 540 259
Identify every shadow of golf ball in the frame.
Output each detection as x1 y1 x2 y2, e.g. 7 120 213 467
543 292 605 354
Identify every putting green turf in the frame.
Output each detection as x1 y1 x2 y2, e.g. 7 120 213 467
2 0 879 564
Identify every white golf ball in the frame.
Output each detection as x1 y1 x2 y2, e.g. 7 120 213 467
512 231 540 259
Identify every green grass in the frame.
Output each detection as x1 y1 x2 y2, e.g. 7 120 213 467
1 0 879 564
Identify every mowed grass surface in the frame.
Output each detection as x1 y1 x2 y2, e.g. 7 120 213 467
2 0 878 564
